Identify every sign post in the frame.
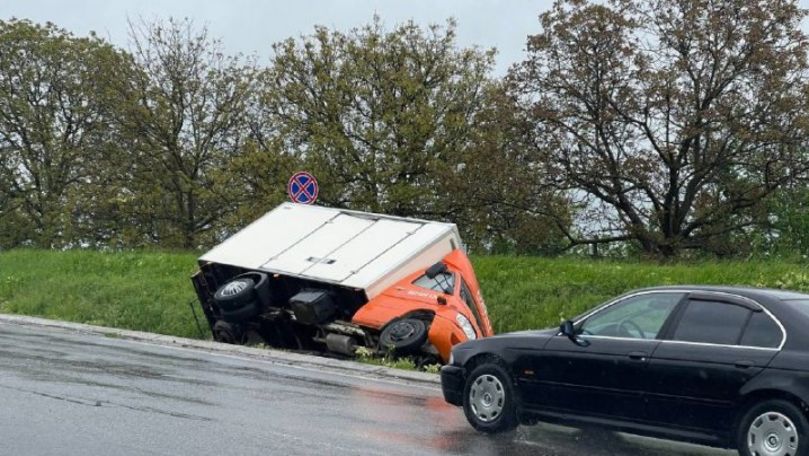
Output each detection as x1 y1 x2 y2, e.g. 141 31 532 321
287 171 319 205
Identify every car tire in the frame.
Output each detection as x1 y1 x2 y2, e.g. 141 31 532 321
379 318 428 355
737 399 809 456
214 277 256 310
462 362 518 433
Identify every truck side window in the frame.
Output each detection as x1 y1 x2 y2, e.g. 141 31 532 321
413 273 455 294
460 279 485 331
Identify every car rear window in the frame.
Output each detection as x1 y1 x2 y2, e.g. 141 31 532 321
672 300 750 345
739 312 782 348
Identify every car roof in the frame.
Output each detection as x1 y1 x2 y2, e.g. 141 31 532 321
629 285 809 302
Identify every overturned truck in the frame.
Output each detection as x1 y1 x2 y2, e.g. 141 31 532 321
191 203 493 364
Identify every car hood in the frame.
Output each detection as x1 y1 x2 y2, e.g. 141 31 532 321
454 328 556 351
499 328 557 337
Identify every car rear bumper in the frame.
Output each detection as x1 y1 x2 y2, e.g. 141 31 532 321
440 365 465 406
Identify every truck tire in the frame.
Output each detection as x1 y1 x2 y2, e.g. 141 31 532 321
214 277 256 310
220 303 261 323
213 320 243 344
379 318 428 355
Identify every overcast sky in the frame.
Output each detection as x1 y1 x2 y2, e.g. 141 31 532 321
0 0 554 74
4 1 809 75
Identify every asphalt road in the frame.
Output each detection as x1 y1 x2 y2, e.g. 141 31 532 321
0 322 736 456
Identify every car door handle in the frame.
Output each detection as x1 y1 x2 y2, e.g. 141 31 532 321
627 351 648 361
735 360 755 369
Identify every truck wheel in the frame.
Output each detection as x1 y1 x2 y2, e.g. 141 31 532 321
463 362 518 433
213 320 243 344
379 318 427 355
214 277 256 310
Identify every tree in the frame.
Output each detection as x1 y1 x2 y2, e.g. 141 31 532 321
256 18 496 219
762 176 809 257
249 18 571 250
441 84 571 253
0 19 125 247
107 18 256 248
511 0 809 256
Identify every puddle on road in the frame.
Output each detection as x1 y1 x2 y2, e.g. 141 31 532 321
338 382 733 456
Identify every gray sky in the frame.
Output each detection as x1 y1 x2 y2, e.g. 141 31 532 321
0 0 559 74
4 1 809 75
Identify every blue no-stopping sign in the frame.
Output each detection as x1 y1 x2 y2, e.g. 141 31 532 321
287 171 319 205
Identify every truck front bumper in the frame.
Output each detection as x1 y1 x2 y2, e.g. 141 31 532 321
440 365 465 406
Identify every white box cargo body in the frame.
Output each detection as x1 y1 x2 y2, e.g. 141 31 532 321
200 203 463 299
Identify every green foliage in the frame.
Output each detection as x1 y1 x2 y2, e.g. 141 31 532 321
2 250 806 342
1 12 809 259
354 346 411 369
761 271 809 293
0 19 129 248
251 18 567 251
765 186 809 257
260 17 495 216
510 0 809 257
474 255 807 333
101 18 258 249
0 249 201 338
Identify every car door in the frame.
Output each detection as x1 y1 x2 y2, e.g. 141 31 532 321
645 292 782 433
521 291 684 421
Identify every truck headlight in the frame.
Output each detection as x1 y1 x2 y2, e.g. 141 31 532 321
455 314 477 340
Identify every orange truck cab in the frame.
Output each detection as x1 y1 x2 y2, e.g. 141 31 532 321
191 203 493 364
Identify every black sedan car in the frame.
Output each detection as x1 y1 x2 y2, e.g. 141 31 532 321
441 286 809 456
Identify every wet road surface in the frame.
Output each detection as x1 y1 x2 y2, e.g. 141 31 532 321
0 322 736 455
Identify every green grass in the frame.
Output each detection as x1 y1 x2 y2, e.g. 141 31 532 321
476 256 809 333
1 249 808 340
0 249 201 338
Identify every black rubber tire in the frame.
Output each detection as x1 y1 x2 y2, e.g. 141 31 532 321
737 399 809 456
214 277 256 310
379 318 428 355
236 272 272 306
462 362 518 433
220 302 260 323
212 320 243 344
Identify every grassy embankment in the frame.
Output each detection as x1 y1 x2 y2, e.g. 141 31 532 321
1 249 808 339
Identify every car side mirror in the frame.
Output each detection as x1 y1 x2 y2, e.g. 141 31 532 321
560 319 590 347
426 261 448 279
560 320 575 337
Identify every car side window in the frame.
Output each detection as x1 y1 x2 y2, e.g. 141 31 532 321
740 312 782 348
580 293 683 340
412 272 454 294
671 300 750 345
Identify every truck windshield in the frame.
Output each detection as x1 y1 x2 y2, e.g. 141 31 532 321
413 273 455 294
